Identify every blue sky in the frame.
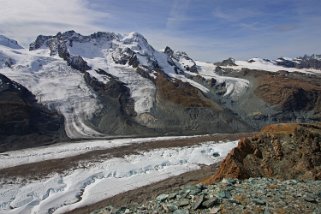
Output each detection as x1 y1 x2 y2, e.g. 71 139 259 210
0 0 320 61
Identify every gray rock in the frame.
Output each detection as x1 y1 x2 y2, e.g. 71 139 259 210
217 191 231 199
252 198 266 206
202 197 219 208
304 195 317 203
209 207 221 214
166 204 178 212
192 195 204 210
173 209 189 214
168 192 178 200
178 198 190 207
156 194 168 202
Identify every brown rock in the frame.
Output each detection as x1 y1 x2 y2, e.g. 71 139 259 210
203 123 321 184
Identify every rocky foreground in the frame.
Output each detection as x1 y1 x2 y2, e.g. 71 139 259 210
92 178 321 214
91 123 321 214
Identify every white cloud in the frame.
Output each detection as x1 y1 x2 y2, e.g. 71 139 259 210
0 0 108 47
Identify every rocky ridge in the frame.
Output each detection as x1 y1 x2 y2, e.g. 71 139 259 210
204 123 321 183
92 178 321 214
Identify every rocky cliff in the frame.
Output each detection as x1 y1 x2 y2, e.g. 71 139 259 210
204 123 321 183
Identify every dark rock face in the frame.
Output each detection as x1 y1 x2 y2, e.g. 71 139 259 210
205 123 321 182
0 74 66 152
215 58 237 66
275 54 321 70
84 70 154 135
68 56 90 72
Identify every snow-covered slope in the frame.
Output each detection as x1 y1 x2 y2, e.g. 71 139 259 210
219 57 321 74
0 35 23 50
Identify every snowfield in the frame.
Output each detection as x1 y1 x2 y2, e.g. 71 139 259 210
0 140 238 214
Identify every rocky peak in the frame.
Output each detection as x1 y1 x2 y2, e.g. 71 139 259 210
0 35 23 49
215 57 237 66
164 46 174 57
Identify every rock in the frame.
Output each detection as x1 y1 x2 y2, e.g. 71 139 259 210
166 204 178 212
221 178 237 186
212 152 220 157
189 186 202 195
168 192 178 200
202 197 219 208
252 198 266 205
217 191 231 199
209 207 221 214
304 195 317 203
156 194 168 202
173 209 189 214
204 123 321 183
192 195 204 210
178 199 190 207
67 55 90 72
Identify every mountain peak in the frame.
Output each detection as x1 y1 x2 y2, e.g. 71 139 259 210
0 35 23 49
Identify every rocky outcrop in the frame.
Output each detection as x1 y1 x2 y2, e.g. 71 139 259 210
276 55 321 70
215 58 237 66
204 123 321 183
0 74 66 152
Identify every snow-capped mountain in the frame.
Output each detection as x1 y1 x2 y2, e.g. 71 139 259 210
0 35 23 50
1 31 321 151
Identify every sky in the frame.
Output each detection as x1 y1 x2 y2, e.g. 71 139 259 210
0 0 320 61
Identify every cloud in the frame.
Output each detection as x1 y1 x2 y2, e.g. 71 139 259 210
0 0 108 46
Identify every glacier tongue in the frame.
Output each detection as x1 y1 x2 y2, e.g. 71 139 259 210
0 47 103 139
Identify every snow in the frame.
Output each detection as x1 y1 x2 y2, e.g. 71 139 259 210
223 58 321 74
153 51 210 93
65 32 157 115
0 135 205 169
196 61 249 99
0 140 238 214
179 57 195 68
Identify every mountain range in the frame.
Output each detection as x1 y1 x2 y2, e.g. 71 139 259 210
1 31 321 151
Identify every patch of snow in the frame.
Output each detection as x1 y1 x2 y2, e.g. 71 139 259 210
0 140 238 214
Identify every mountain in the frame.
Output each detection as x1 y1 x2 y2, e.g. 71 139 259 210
1 31 321 151
0 35 23 49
